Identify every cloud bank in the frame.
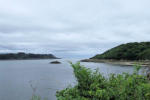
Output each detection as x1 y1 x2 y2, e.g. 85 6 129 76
0 0 150 58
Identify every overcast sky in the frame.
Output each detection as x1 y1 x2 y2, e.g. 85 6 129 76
0 0 150 58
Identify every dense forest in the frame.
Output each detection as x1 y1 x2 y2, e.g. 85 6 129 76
0 52 58 60
92 42 150 60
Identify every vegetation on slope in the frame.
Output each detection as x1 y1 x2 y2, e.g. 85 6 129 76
56 62 150 100
0 52 58 60
92 42 150 60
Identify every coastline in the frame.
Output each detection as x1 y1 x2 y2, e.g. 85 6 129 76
81 59 150 67
0 58 61 61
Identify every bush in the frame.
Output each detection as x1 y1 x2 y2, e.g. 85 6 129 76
56 62 150 100
31 95 48 100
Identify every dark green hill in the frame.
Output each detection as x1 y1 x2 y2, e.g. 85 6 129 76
92 42 150 60
0 52 59 60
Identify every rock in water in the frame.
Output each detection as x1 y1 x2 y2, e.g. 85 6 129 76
50 61 61 64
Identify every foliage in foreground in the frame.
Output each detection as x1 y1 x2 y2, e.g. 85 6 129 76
31 95 41 100
56 62 150 100
31 95 48 100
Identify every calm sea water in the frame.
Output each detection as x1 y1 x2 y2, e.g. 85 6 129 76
0 59 145 100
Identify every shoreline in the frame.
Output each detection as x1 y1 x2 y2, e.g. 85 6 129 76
81 59 150 67
0 58 61 61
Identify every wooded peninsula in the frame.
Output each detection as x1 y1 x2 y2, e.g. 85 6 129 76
82 42 150 66
0 52 58 60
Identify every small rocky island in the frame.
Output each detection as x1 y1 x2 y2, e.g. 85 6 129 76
50 61 61 64
0 52 59 60
81 42 150 67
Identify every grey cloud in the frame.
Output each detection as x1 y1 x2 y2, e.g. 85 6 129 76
0 0 150 58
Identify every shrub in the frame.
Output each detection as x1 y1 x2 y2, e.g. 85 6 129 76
56 62 150 100
31 95 41 100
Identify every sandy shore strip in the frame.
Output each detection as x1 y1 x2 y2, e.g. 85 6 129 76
81 59 150 67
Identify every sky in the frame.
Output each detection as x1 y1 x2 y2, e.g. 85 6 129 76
0 0 150 58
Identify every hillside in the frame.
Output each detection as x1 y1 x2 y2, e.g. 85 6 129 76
92 42 150 60
0 52 58 60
